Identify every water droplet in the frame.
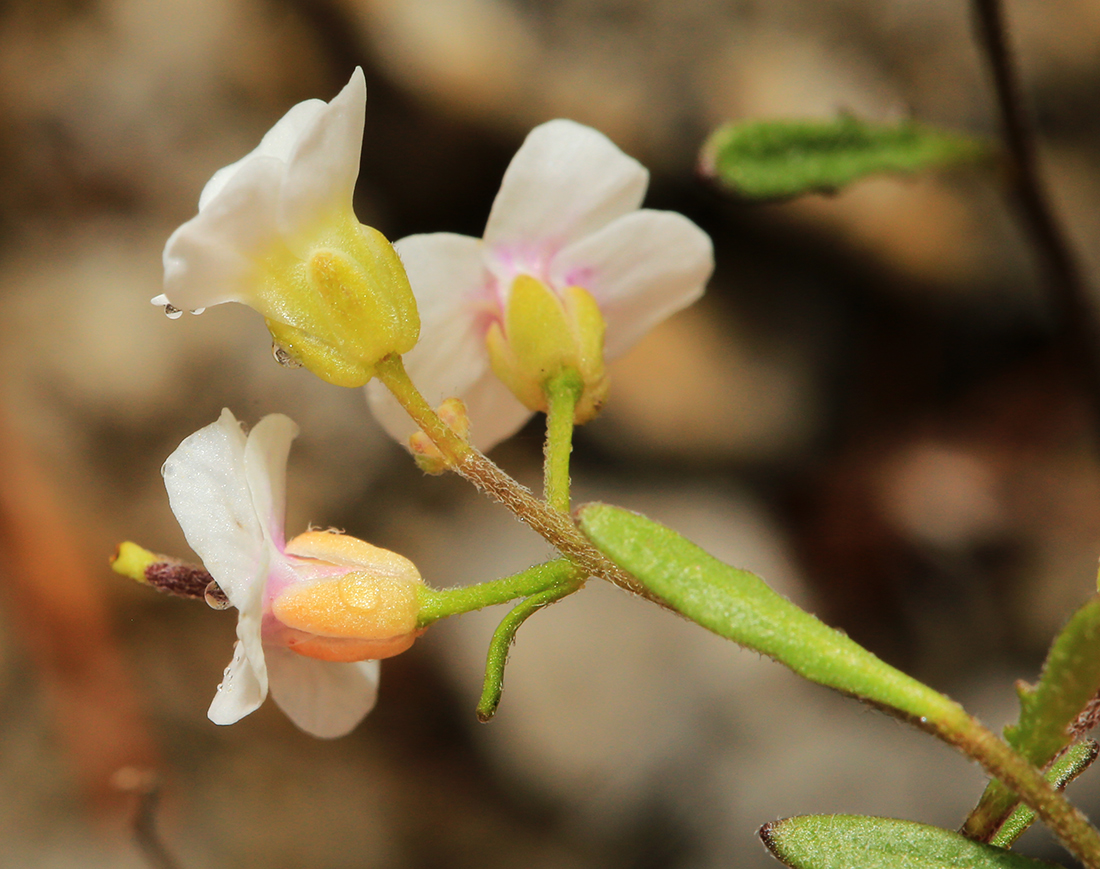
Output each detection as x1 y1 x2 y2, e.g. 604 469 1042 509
190 307 206 315
205 581 231 610
272 343 302 368
164 304 183 320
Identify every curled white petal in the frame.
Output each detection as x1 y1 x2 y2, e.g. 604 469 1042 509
198 100 328 211
279 68 366 242
207 572 268 725
161 68 366 313
549 209 715 358
265 646 380 738
483 120 648 255
163 156 284 312
162 408 265 608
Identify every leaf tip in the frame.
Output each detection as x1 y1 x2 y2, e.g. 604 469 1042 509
758 821 792 867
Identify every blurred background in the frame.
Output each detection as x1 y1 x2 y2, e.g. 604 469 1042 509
2 0 1100 866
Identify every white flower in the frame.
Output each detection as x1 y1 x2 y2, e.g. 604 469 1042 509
162 409 423 738
156 68 418 387
366 119 714 451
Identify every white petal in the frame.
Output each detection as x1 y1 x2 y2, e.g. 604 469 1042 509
366 232 493 445
198 99 327 211
279 68 366 241
207 575 268 725
162 409 266 608
483 120 648 257
549 209 714 359
452 364 536 452
162 156 284 312
243 414 299 552
265 646 380 738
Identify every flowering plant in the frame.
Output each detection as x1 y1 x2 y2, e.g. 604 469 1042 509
111 50 1100 869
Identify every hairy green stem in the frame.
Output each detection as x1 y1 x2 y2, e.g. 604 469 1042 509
374 354 654 601
990 740 1100 848
416 559 575 627
543 371 582 514
477 576 583 722
932 711 1100 866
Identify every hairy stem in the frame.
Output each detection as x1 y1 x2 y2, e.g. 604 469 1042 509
543 371 582 514
938 711 1100 866
989 740 1100 848
416 559 576 627
375 355 655 601
477 575 583 722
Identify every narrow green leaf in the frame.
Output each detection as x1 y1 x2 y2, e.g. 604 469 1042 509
965 595 1100 838
1007 596 1100 765
991 740 1100 848
577 504 954 724
701 117 991 200
761 815 1060 869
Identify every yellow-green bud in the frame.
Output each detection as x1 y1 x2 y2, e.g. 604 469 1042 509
485 275 609 422
409 398 471 474
260 219 420 388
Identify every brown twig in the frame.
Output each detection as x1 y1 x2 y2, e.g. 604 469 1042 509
972 0 1100 437
113 768 183 869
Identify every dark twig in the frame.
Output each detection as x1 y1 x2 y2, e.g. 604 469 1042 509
113 768 183 869
972 0 1100 436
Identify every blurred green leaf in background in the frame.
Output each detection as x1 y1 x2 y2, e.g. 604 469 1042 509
701 117 991 200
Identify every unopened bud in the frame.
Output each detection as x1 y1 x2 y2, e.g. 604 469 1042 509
270 530 424 662
409 398 471 474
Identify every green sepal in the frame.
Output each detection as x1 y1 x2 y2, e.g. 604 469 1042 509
261 221 420 387
701 116 991 200
761 815 1061 869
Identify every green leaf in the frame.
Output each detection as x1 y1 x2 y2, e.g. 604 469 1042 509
991 740 1100 848
1007 596 1100 766
701 117 991 200
577 504 957 725
761 815 1060 869
965 595 1100 838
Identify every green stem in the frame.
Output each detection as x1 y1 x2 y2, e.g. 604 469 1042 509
374 354 656 602
990 740 1100 849
543 371 582 513
963 594 1100 842
929 709 1100 866
416 559 575 627
477 576 582 722
579 503 1100 868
